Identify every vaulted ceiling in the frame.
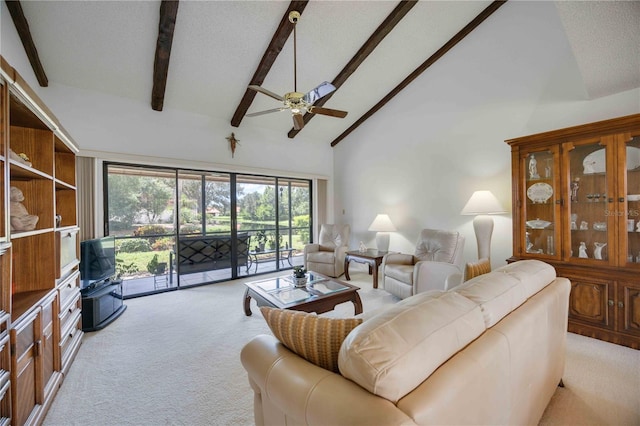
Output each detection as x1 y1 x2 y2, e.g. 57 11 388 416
6 0 640 146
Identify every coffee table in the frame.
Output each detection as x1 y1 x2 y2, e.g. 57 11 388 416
243 271 362 316
344 249 390 289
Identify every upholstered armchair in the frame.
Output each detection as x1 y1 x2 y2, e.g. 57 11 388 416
303 224 350 278
381 229 465 299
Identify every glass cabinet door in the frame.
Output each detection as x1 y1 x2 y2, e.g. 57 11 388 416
622 134 640 267
521 147 561 258
564 137 614 264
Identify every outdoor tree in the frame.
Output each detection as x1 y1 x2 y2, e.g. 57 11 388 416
138 177 173 223
108 174 142 230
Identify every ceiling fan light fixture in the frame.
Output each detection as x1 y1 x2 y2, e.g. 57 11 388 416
245 10 348 132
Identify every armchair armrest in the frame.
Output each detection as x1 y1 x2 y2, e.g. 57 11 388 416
413 261 463 293
241 335 415 426
382 253 414 266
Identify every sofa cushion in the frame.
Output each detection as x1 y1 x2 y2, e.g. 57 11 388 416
260 306 362 373
454 268 527 328
493 260 556 298
338 291 485 403
306 251 335 264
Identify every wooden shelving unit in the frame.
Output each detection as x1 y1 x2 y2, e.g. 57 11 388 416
1 56 83 425
506 114 640 350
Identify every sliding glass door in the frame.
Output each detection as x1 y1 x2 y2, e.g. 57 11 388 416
105 164 177 297
104 163 311 298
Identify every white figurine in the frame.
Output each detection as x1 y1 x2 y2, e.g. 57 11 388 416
10 186 38 231
578 242 588 258
594 242 607 260
358 241 367 253
529 154 539 179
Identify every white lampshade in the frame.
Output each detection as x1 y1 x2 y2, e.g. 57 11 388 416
368 214 396 253
461 190 507 215
461 191 506 261
368 214 396 232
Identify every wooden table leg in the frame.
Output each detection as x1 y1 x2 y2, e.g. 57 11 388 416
372 264 379 289
344 256 351 280
352 291 363 315
243 287 253 316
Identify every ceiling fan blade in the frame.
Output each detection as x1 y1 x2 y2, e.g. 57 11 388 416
246 108 285 117
308 106 348 118
303 81 336 104
292 113 305 130
248 85 284 101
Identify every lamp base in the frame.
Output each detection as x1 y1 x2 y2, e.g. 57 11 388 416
473 215 494 261
375 232 390 253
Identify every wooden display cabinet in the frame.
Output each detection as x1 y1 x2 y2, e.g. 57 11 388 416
1 56 83 424
507 114 640 349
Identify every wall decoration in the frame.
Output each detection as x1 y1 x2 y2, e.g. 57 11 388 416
226 132 240 158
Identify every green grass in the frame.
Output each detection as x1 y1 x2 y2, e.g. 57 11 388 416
116 250 172 275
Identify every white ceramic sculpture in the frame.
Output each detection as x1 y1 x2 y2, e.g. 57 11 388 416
529 154 539 179
578 242 588 258
594 242 607 260
10 186 38 231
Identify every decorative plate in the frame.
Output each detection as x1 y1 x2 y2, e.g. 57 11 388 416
527 182 553 203
583 146 640 174
526 219 552 229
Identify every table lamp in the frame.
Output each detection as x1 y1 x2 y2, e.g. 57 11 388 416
461 190 506 261
368 214 396 253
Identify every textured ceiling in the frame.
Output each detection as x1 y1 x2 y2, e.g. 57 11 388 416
13 1 640 144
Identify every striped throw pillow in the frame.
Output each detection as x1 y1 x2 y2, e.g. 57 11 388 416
260 307 362 373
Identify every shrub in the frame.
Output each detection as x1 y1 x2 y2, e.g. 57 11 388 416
180 224 201 234
152 237 174 251
117 238 151 253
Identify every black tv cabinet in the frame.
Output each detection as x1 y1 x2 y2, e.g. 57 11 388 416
82 280 127 331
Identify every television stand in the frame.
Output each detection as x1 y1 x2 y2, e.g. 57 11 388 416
82 279 127 331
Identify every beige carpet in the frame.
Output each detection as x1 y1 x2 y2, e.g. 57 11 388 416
43 267 640 425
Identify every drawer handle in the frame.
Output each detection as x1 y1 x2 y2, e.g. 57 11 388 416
619 197 625 202
618 301 624 308
608 299 614 306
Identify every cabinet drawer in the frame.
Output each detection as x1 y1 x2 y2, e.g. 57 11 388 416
57 270 80 310
59 314 82 370
59 292 81 333
56 228 79 278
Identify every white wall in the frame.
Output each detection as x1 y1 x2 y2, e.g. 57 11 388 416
333 2 640 269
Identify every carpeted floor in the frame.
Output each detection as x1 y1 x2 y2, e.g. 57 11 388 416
43 267 640 425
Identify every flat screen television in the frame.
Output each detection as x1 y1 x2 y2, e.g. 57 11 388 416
80 236 116 290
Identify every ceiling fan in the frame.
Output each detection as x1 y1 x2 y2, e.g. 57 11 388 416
245 11 348 131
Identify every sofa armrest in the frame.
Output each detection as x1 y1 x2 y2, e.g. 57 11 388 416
241 335 416 426
413 261 463 293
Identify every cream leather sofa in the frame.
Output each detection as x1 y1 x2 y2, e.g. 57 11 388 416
241 260 570 425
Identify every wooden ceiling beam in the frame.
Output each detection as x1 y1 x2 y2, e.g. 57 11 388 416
4 0 48 87
151 0 179 111
287 0 418 139
331 0 508 147
230 0 309 128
